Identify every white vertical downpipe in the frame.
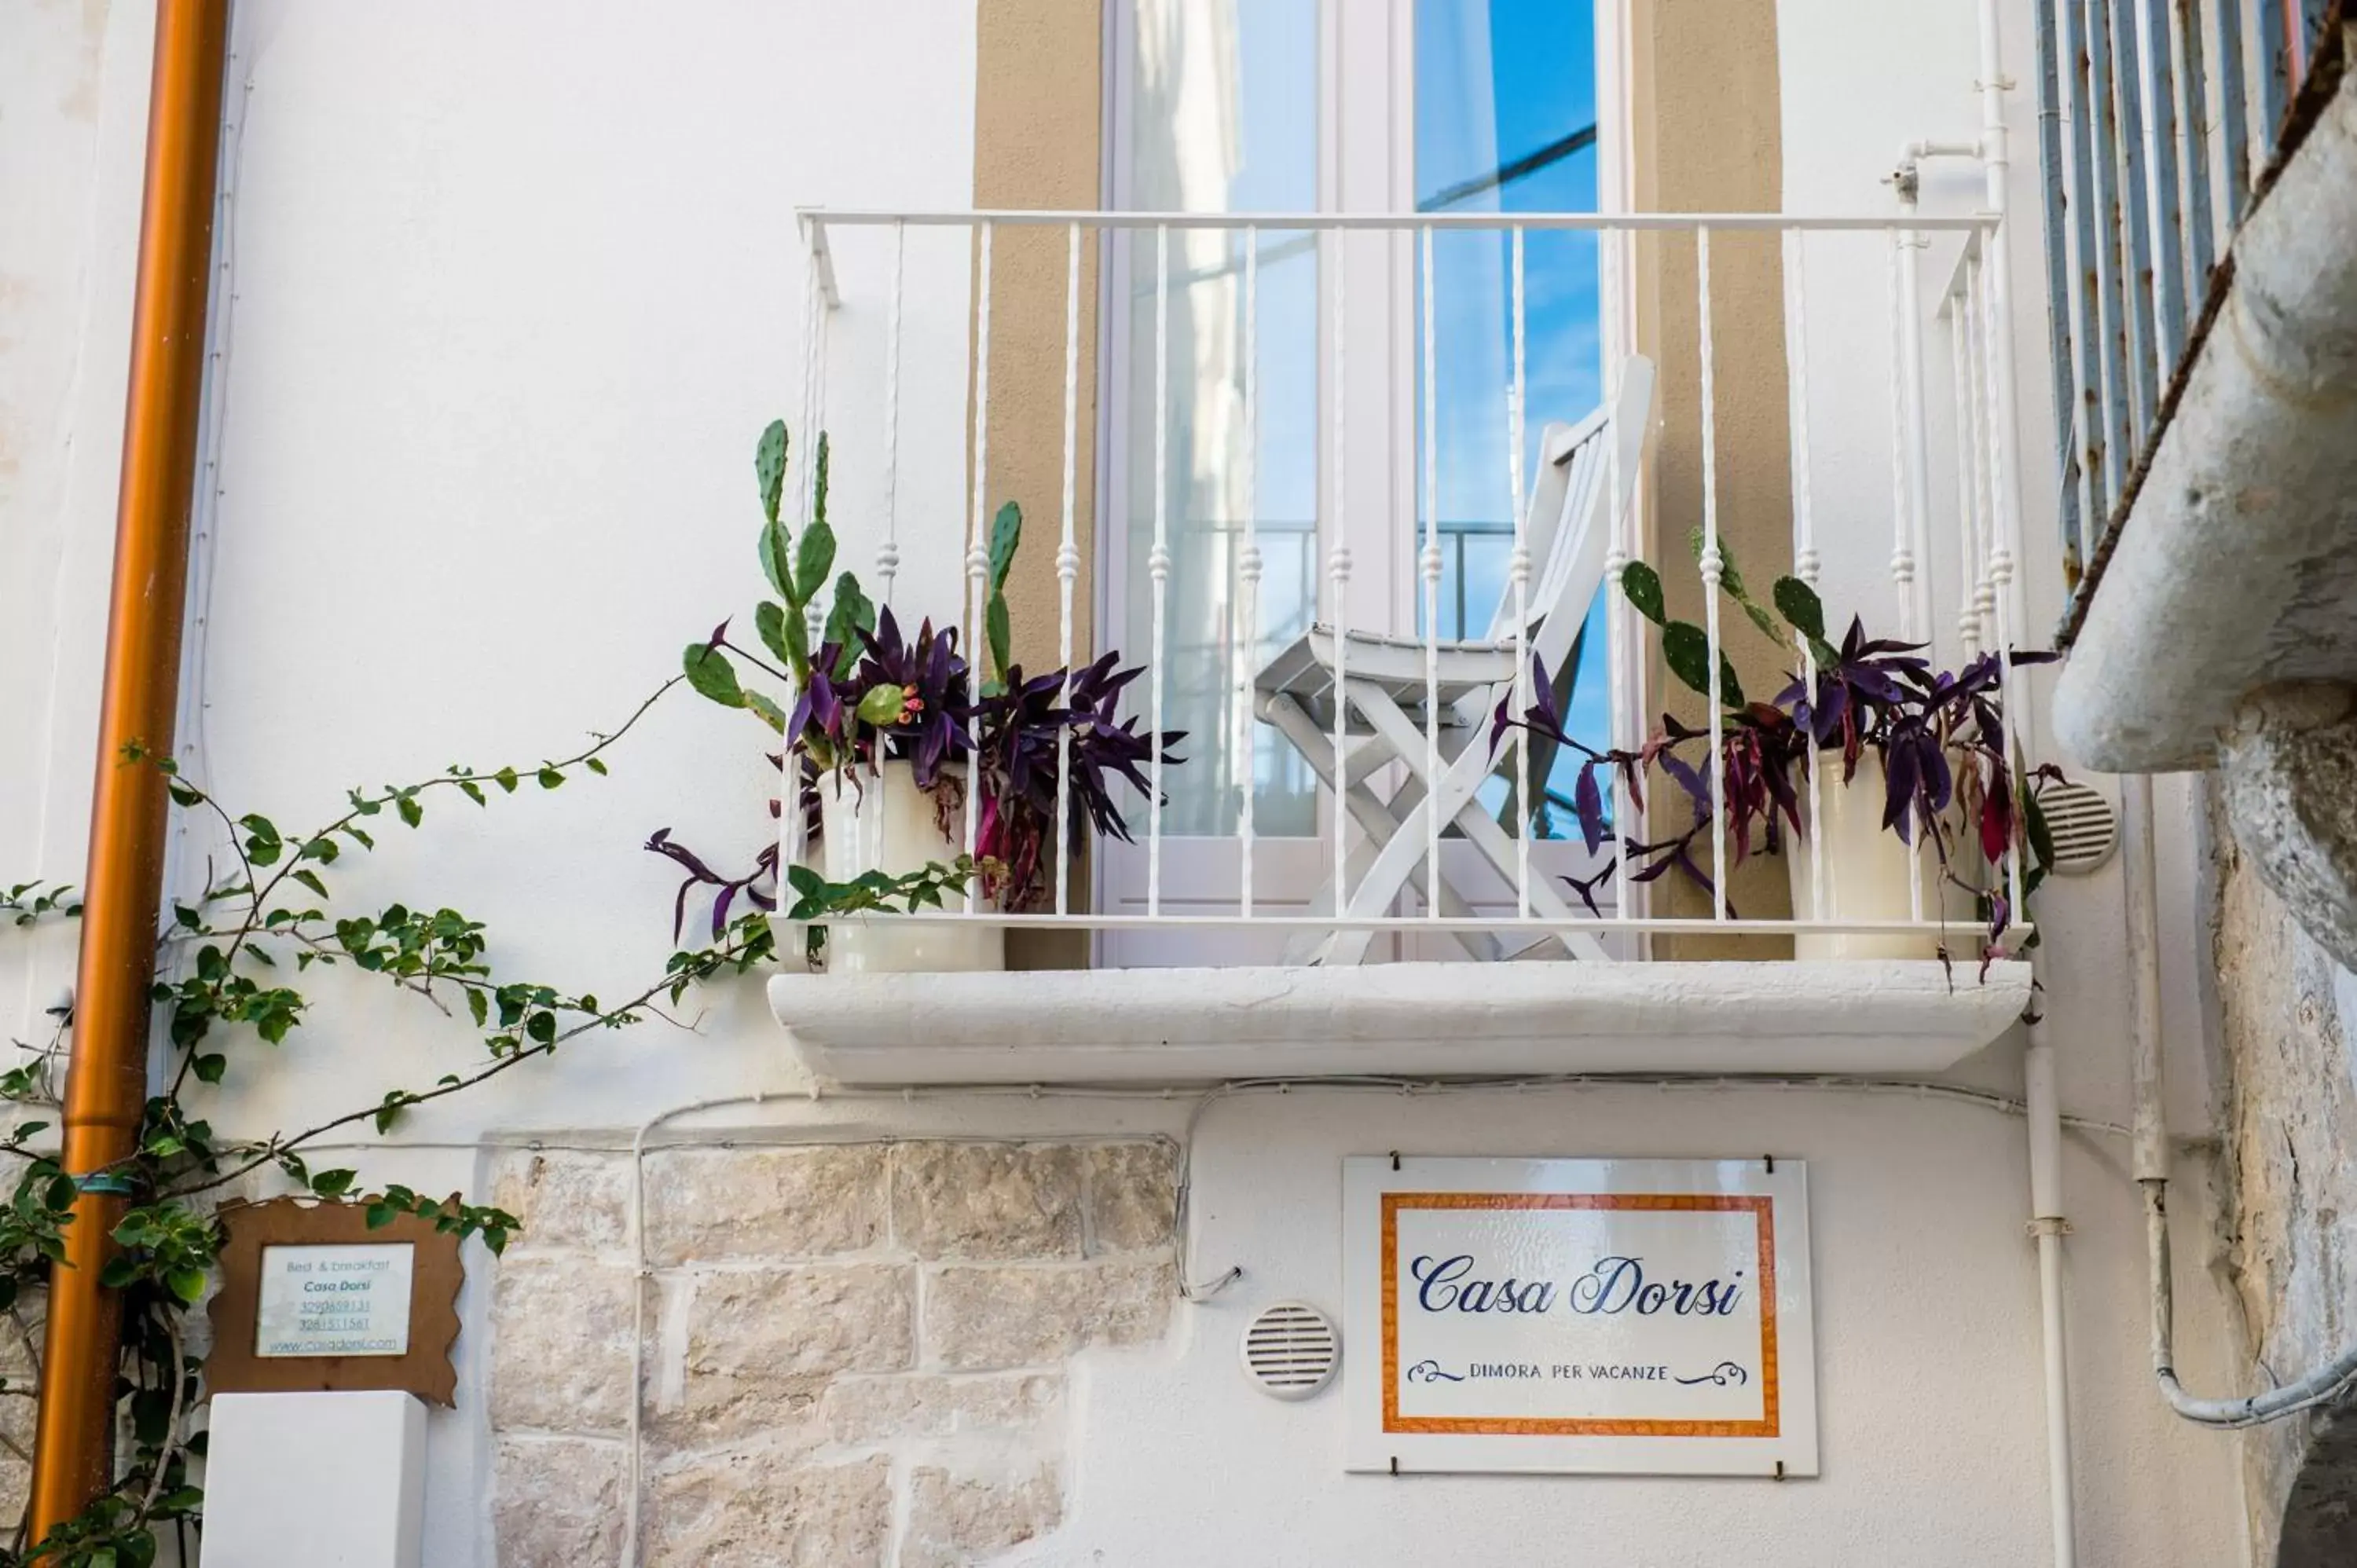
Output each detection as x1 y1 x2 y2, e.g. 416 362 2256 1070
1975 0 2078 1560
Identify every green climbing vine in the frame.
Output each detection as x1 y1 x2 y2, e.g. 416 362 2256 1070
0 693 970 1566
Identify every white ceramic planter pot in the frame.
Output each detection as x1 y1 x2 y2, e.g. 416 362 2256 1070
813 760 1004 974
1784 753 1940 962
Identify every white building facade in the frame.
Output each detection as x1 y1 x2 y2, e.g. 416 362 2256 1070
2 0 2318 1563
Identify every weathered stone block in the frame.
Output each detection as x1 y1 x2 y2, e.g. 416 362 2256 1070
924 1258 1175 1371
658 1265 914 1442
644 1145 888 1265
491 1256 638 1434
902 1465 1064 1568
1085 1141 1177 1255
894 1143 1084 1259
819 1372 1062 1446
492 1148 632 1253
493 1435 626 1568
646 1453 892 1567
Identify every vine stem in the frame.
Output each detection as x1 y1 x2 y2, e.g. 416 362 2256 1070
161 676 684 1097
134 1312 186 1523
163 923 764 1200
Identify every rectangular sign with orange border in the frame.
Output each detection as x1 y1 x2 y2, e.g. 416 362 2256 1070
1343 1157 1817 1476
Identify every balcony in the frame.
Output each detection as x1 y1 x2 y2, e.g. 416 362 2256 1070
760 207 2042 1085
2040 4 2356 967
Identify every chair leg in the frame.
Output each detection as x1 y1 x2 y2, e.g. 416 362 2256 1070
1350 684 1611 963
1261 694 1499 965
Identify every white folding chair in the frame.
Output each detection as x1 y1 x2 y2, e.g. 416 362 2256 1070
1253 356 1655 965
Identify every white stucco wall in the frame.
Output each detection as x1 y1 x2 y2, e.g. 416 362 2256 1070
0 2 2254 1564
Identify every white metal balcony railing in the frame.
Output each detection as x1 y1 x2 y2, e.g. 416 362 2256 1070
2031 0 2337 610
780 207 2036 972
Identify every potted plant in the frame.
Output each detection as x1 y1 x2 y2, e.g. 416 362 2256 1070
651 421 1182 973
1498 537 2055 965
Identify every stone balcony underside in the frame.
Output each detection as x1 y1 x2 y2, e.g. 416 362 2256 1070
769 959 2034 1087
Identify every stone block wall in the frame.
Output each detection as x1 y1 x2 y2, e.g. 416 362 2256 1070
2210 815 2357 1566
487 1138 1179 1567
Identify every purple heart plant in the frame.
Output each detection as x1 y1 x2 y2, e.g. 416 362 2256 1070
1496 533 2058 958
651 419 1184 934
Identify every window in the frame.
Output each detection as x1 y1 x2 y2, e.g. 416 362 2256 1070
1101 0 1611 956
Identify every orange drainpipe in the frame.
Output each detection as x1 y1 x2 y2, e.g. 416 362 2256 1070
30 0 230 1537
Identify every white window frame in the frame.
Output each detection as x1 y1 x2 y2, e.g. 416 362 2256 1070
1094 0 1629 965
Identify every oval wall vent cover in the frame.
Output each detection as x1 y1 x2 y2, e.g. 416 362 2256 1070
2039 779 2119 875
1241 1300 1340 1401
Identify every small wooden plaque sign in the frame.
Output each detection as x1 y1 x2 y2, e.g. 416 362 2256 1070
207 1199 464 1405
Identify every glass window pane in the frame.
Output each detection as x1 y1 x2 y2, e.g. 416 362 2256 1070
1415 0 1607 839
1121 0 1320 838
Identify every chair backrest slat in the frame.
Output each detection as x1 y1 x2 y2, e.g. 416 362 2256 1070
1483 357 1656 680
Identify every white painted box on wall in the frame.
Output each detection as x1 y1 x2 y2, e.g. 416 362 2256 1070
200 1390 427 1567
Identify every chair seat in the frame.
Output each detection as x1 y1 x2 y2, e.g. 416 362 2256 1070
1254 624 1521 719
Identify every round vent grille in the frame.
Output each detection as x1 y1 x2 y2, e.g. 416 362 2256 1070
1241 1301 1340 1401
2039 780 2119 875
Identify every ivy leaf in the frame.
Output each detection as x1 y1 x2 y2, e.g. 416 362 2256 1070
310 1169 357 1199
292 870 328 899
988 500 1023 592
755 418 789 526
467 989 489 1028
1620 561 1667 625
396 795 423 829
585 757 608 776
537 767 564 789
683 643 746 709
494 768 519 794
167 782 204 808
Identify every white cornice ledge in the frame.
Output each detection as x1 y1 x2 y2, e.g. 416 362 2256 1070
2053 69 2357 774
768 960 2033 1088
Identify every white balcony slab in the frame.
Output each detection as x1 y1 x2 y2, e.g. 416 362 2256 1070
769 960 2033 1087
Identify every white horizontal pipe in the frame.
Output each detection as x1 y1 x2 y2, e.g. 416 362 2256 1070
2148 1184 2357 1426
799 207 1998 235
